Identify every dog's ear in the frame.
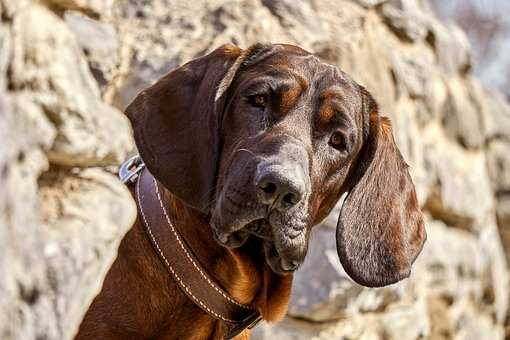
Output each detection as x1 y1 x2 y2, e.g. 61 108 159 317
336 87 426 287
125 44 242 211
125 43 275 212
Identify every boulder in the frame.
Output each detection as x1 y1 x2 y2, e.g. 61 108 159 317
41 0 113 18
423 129 493 229
64 12 119 90
10 3 133 166
442 76 485 149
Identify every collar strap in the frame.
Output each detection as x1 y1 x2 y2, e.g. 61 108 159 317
132 164 261 339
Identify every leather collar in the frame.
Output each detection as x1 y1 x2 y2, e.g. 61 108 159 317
126 161 261 339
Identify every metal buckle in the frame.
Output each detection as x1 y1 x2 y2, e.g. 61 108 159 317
225 312 262 339
247 314 262 329
119 155 145 184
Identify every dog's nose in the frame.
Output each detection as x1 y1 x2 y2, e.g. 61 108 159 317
256 169 304 211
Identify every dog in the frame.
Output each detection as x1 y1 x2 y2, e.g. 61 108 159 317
76 43 426 339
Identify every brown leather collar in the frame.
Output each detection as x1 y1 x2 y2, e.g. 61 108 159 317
131 165 261 339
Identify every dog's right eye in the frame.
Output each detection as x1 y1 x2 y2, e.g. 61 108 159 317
247 94 267 109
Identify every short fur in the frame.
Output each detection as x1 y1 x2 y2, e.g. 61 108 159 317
76 43 426 339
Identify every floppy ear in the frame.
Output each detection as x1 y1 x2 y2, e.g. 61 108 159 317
336 88 426 287
125 44 246 212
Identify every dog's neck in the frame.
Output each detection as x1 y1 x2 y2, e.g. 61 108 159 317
161 188 293 322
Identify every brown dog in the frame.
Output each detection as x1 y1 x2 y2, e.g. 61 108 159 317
76 43 426 339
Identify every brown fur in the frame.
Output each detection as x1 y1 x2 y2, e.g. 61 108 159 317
76 43 426 339
77 190 291 339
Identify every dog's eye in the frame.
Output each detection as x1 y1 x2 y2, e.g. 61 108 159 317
248 94 267 109
329 131 347 150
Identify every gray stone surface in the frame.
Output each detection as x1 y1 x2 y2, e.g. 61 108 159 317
2 0 510 339
0 1 136 339
10 3 133 167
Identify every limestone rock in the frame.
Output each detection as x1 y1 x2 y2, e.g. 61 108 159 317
423 126 493 229
37 169 136 339
380 1 428 42
10 3 133 166
254 220 507 340
0 25 9 90
64 12 119 90
498 196 510 228
352 0 388 8
442 76 485 149
41 0 113 18
0 1 137 339
487 140 510 193
288 224 401 321
483 88 510 141
426 18 472 75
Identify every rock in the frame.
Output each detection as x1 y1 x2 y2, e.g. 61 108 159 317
1 1 136 339
41 0 113 18
10 3 133 166
380 2 428 42
256 220 507 340
311 6 397 113
288 224 401 321
427 18 472 75
423 126 493 229
498 196 510 228
352 0 388 8
442 76 485 149
0 25 9 90
497 195 510 263
487 140 510 193
251 317 330 340
37 169 136 340
109 0 290 109
390 48 434 99
64 12 119 90
483 88 510 141
2 0 510 339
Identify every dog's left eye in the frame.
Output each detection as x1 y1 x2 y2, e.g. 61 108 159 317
329 131 347 150
248 94 267 109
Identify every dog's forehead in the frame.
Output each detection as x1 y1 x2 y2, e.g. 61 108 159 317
260 47 359 97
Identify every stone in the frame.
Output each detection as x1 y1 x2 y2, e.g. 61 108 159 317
487 140 510 193
380 2 428 42
1 2 136 339
37 168 136 339
497 195 510 267
423 126 493 229
109 0 290 108
288 224 401 321
427 18 472 75
41 0 114 18
352 0 388 8
483 88 510 141
64 12 119 90
0 25 10 90
255 220 506 339
498 196 510 229
10 3 133 166
2 0 510 339
442 76 485 149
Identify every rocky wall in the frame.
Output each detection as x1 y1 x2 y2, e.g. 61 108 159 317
1 0 509 339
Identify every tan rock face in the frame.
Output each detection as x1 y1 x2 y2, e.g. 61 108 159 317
1 0 510 339
0 1 135 339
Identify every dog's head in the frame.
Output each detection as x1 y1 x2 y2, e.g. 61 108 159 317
126 43 426 287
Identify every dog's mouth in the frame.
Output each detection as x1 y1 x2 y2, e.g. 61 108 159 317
211 218 301 274
212 219 272 247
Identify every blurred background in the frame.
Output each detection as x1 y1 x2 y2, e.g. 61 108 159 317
1 0 509 339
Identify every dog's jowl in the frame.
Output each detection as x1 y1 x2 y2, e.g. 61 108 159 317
76 43 426 340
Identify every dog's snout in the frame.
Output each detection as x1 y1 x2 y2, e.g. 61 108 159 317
255 164 306 211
